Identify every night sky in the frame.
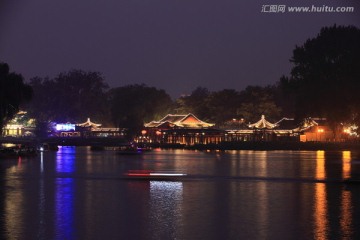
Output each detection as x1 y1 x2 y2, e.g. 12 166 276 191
1 0 359 98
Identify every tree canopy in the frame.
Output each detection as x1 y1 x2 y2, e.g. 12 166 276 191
0 62 32 134
237 86 281 123
175 87 211 120
108 84 173 137
175 86 281 124
28 69 109 124
280 25 360 133
206 89 242 124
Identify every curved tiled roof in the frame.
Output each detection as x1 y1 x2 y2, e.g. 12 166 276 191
248 115 277 129
76 118 101 128
145 113 214 128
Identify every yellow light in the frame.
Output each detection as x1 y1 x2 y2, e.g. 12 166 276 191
5 124 22 130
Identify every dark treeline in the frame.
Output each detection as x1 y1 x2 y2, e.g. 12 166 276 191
0 63 32 133
25 72 283 137
175 86 282 125
1 25 359 137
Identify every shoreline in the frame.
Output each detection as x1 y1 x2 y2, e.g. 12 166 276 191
1 137 359 151
155 141 360 151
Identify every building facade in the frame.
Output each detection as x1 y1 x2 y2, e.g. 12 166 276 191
141 113 223 145
142 114 342 146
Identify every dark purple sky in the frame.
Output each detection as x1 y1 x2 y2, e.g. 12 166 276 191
1 0 359 98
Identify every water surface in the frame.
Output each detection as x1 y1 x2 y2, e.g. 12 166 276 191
1 147 360 239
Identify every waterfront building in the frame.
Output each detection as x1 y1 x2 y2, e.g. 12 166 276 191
142 114 338 145
142 113 224 145
224 116 334 142
220 118 253 142
53 123 80 137
248 115 278 141
145 113 214 129
2 111 345 144
222 115 299 142
273 117 299 141
295 117 333 142
54 118 126 138
3 111 35 137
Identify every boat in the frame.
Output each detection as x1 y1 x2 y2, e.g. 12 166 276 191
136 143 152 152
123 170 187 181
116 144 143 155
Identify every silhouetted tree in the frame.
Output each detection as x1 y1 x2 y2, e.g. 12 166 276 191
0 62 32 134
280 25 360 134
176 86 281 125
237 86 281 123
274 76 296 117
206 89 241 124
108 84 173 138
28 70 109 124
175 87 211 120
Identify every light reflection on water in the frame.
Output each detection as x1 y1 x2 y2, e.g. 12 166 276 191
341 190 353 239
1 148 360 239
55 146 75 240
314 182 328 240
149 181 183 240
342 151 351 179
313 151 329 239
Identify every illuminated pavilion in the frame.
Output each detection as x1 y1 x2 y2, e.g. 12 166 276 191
54 118 126 138
142 113 224 145
2 111 35 137
142 113 337 145
224 115 283 142
77 118 102 129
222 115 334 142
76 118 126 137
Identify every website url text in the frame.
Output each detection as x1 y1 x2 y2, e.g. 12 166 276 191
261 5 355 13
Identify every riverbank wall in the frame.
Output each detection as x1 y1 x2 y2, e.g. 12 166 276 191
156 141 360 151
2 137 359 151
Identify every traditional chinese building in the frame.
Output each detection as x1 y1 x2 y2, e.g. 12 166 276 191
220 118 253 142
142 114 339 145
273 117 299 141
142 113 224 145
222 115 295 142
223 115 331 142
247 115 278 141
295 118 333 142
53 118 126 138
3 111 35 137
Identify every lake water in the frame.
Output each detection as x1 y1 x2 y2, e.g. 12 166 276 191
1 147 360 240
